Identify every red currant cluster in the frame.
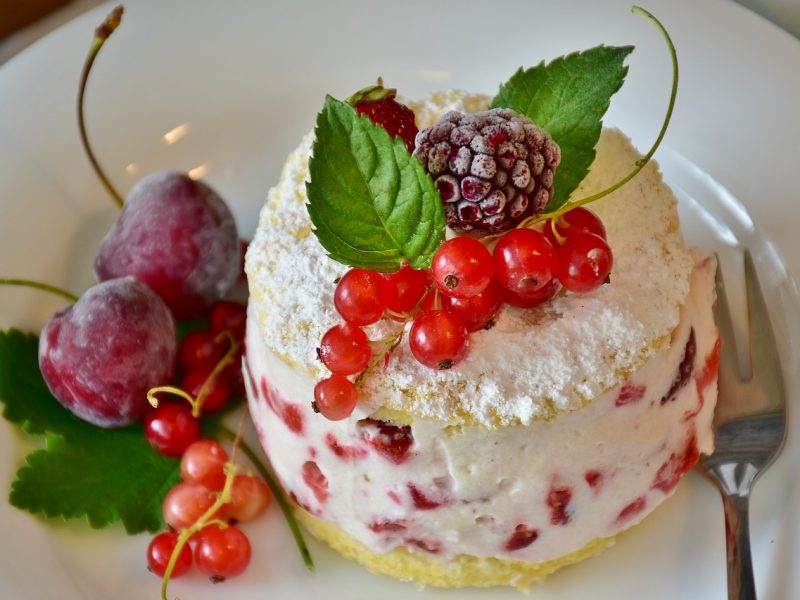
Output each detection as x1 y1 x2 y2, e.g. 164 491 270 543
147 439 270 582
313 266 431 420
144 300 246 457
313 206 612 422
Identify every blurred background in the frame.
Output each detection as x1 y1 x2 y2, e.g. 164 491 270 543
1 0 799 65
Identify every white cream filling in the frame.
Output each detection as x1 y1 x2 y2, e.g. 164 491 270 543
246 256 718 563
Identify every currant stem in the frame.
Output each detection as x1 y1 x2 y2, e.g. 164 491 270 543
147 386 198 412
78 5 125 209
557 6 677 213
217 423 315 571
516 5 678 229
0 278 79 303
356 328 404 387
194 333 240 417
161 462 240 600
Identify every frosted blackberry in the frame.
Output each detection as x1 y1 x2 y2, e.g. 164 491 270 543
413 108 561 233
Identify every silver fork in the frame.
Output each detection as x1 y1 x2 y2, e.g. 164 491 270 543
699 249 787 600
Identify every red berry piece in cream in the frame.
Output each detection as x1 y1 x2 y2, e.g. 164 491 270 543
547 485 573 526
358 418 414 464
302 461 329 503
504 525 539 551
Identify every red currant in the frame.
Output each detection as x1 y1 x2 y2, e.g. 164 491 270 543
382 266 431 314
194 524 252 580
543 207 607 246
144 402 200 457
147 531 192 577
319 323 372 375
313 375 358 420
162 482 217 530
334 268 393 326
502 276 560 308
431 237 494 299
441 279 504 331
556 232 613 293
221 475 271 523
493 228 557 296
408 310 469 369
181 368 232 413
178 330 226 371
209 300 247 339
181 439 229 491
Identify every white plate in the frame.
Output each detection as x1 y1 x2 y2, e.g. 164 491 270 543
1 1 799 598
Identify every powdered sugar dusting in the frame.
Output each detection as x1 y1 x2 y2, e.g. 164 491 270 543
246 92 693 427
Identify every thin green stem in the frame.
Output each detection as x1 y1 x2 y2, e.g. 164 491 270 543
217 423 315 571
533 5 679 222
78 5 125 208
0 278 78 303
194 333 240 417
161 462 240 600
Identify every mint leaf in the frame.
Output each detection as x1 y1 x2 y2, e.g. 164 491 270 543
10 429 179 534
492 45 634 211
306 96 445 272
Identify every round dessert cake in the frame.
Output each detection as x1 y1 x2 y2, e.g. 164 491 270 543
244 91 720 589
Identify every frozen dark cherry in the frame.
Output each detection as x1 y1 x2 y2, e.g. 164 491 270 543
409 310 469 369
313 375 358 420
334 268 392 326
350 84 418 153
181 439 229 491
147 531 192 577
381 266 431 315
431 237 494 299
493 228 557 297
144 402 201 457
556 232 613 293
194 524 252 580
38 277 176 428
209 300 247 339
94 172 240 319
441 279 503 331
319 323 372 375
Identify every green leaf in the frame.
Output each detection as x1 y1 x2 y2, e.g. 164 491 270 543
10 429 179 534
0 328 225 534
492 45 634 211
306 96 445 272
0 329 86 438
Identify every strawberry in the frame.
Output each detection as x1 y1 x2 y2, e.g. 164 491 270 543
348 83 418 153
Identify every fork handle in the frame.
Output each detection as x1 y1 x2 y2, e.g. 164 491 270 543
722 493 757 600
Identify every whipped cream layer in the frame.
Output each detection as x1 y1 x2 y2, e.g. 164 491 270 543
245 256 718 563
